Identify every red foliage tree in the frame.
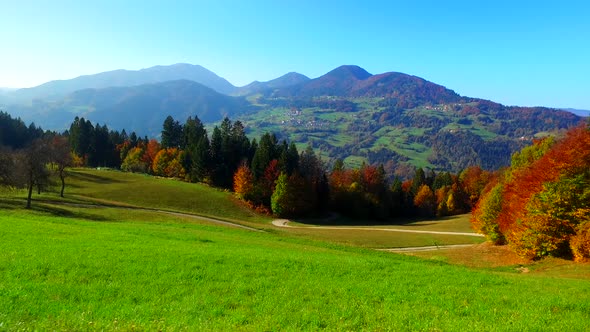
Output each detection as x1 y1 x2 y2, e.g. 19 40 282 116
142 139 161 169
460 166 491 207
498 126 590 234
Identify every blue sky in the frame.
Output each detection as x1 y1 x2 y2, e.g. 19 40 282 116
1 0 589 108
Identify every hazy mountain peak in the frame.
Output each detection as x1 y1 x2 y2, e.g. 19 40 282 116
324 65 372 81
235 71 310 96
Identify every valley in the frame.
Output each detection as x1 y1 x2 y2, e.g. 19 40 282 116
2 3 589 330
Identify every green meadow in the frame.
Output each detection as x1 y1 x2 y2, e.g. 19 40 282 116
0 169 589 330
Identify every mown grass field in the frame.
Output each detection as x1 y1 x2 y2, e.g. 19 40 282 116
1 169 589 330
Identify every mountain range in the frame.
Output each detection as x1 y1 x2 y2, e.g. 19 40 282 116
0 63 584 173
7 63 235 102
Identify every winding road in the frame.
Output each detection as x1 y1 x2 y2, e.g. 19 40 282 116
272 218 482 252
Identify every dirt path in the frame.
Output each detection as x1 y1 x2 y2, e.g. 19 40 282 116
272 219 484 237
377 244 476 252
37 199 263 232
157 210 263 232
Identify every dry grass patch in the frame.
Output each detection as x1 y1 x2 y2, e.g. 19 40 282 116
409 242 590 279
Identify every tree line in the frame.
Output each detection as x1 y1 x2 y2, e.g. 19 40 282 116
0 111 491 219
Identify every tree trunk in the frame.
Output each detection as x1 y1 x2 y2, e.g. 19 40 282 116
26 180 33 209
60 171 65 198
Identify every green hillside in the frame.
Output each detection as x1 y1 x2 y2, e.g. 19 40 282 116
1 176 589 330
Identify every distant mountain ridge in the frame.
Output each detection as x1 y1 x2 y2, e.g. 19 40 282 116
269 65 464 106
235 72 310 96
6 80 249 136
10 63 237 101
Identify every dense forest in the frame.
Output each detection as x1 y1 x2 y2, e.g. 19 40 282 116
472 124 590 261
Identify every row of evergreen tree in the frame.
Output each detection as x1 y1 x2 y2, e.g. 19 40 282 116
0 111 45 149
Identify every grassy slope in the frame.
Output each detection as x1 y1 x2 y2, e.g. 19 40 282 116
62 169 484 248
65 168 271 224
1 206 590 331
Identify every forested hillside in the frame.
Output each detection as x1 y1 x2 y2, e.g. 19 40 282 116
238 95 580 174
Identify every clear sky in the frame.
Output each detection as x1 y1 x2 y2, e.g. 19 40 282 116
1 0 589 108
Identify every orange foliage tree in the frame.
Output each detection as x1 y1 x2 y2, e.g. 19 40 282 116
414 184 436 217
233 162 255 200
152 148 185 178
472 125 590 260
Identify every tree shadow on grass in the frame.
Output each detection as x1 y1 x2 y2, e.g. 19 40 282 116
0 198 24 210
0 197 113 222
68 171 124 184
34 204 113 222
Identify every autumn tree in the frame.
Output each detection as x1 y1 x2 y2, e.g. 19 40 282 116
460 166 492 206
471 183 505 244
142 139 161 172
510 173 590 259
435 186 450 217
472 125 590 260
121 147 148 173
152 148 185 178
414 184 436 217
233 162 255 200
